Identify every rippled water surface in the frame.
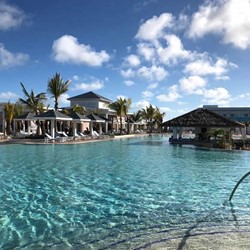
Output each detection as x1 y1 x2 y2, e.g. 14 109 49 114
0 135 250 249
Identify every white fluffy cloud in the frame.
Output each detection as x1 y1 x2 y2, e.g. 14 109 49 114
137 43 155 61
124 80 135 86
120 68 135 78
148 82 158 89
58 93 70 106
125 54 140 67
0 2 26 30
52 35 110 66
184 57 236 78
142 90 153 99
72 75 80 81
156 85 182 102
0 91 18 100
131 100 150 110
157 34 191 65
188 0 250 49
73 81 104 91
0 43 29 68
135 13 174 41
180 76 207 95
203 87 231 105
137 65 167 81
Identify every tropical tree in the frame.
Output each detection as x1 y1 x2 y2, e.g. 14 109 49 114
140 104 165 133
154 107 165 132
124 98 131 133
109 97 131 134
4 101 15 135
19 82 47 135
19 82 47 115
47 73 70 110
132 110 142 122
141 104 157 133
72 104 86 115
4 101 24 135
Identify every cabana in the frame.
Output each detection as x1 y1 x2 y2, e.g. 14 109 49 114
33 110 72 139
86 114 105 136
13 112 37 136
68 111 91 137
162 108 245 146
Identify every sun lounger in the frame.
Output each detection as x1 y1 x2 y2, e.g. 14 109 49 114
44 133 65 143
57 131 74 141
78 132 91 140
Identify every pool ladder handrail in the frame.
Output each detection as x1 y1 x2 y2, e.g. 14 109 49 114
229 171 250 201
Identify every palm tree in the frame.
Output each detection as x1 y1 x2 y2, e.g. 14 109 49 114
131 110 143 132
3 101 24 135
19 82 47 115
72 104 86 115
19 82 47 135
47 73 70 110
154 107 165 132
124 98 131 134
132 110 142 123
4 101 15 135
109 97 131 134
141 104 156 133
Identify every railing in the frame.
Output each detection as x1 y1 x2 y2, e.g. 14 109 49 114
229 171 250 201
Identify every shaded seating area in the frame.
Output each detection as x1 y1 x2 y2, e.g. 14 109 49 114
33 110 73 142
161 108 245 149
86 113 105 138
13 112 37 138
68 111 91 140
44 133 67 143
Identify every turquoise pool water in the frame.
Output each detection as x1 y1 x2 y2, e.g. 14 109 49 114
0 135 250 249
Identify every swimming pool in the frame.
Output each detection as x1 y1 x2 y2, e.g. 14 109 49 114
0 135 250 249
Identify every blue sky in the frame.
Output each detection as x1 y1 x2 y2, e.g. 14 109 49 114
1 0 250 119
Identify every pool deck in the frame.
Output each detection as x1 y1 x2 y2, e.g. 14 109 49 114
147 232 250 250
0 133 151 145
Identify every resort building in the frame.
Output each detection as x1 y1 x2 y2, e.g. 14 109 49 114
67 91 146 134
203 105 250 123
1 91 146 136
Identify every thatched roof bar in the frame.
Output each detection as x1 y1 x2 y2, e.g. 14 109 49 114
162 108 245 128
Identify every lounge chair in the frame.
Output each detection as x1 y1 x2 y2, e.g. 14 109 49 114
57 131 73 141
16 130 27 138
44 133 64 143
91 131 100 139
78 132 90 140
74 133 82 141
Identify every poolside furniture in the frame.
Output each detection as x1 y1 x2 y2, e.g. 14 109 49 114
0 132 5 140
74 133 82 141
44 133 65 143
57 131 73 141
78 132 90 140
92 130 105 139
16 130 27 138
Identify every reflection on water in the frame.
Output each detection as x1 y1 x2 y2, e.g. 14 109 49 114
0 136 250 248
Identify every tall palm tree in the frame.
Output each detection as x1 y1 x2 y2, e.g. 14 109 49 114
141 104 156 133
19 83 47 135
47 73 70 110
109 97 131 134
132 110 142 123
154 107 165 132
19 82 47 115
124 98 131 134
4 101 15 135
3 101 24 135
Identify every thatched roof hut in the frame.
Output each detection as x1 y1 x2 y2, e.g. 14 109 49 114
162 108 244 128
